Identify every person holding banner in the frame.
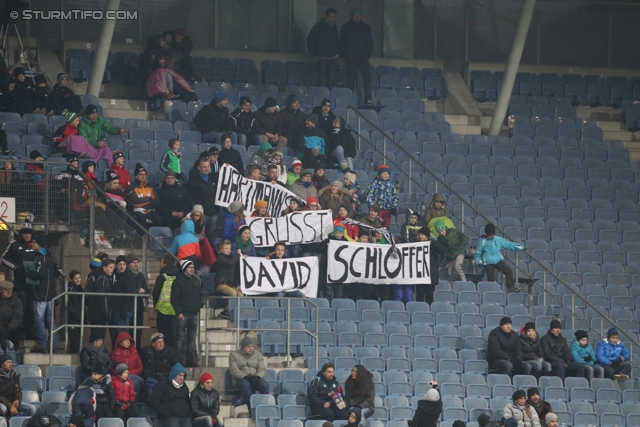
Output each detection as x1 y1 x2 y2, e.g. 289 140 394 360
264 242 305 298
365 165 398 228
320 180 352 217
269 149 288 185
250 200 270 218
222 201 246 240
264 164 286 188
213 240 243 320
187 157 220 246
247 142 274 179
283 198 304 216
417 227 446 304
246 165 262 181
343 172 362 217
218 134 244 176
334 206 358 241
286 159 303 186
232 225 257 257
290 169 319 202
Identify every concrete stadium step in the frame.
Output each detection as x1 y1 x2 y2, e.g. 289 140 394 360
603 130 634 141
444 115 469 126
450 124 482 135
598 121 627 131
23 353 80 366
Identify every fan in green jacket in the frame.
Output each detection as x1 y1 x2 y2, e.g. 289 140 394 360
435 219 467 282
78 104 126 148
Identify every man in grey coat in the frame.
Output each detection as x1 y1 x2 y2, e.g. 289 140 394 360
228 337 269 417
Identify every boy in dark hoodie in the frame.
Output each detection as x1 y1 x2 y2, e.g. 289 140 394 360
152 255 179 346
32 74 51 115
11 67 34 115
341 408 365 427
400 209 421 243
218 133 245 175
190 372 221 427
213 240 243 320
81 361 116 419
67 270 84 353
408 381 441 427
230 96 262 147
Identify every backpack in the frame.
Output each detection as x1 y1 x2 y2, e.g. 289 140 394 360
27 414 62 427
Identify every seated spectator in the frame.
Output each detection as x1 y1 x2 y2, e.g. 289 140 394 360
246 164 261 181
487 317 531 376
81 362 116 419
326 117 355 171
187 205 207 240
0 157 18 193
222 201 246 240
77 104 127 166
290 169 319 201
111 363 138 422
170 220 201 263
435 220 467 282
110 151 131 188
365 165 398 228
228 337 269 417
520 322 551 377
341 408 365 427
32 74 50 115
213 240 243 320
80 329 113 379
407 381 442 427
52 112 81 153
311 99 336 133
191 372 220 427
400 209 421 243
343 365 375 419
540 320 584 380
50 73 84 115
300 114 327 158
570 330 603 382
0 353 36 417
194 91 237 144
110 331 144 393
596 328 631 382
308 363 349 422
255 97 287 147
162 31 173 45
233 225 256 257
286 159 303 186
301 145 327 170
544 414 558 427
333 206 357 241
268 149 287 185
140 332 180 397
102 171 128 222
247 141 273 179
149 363 192 427
312 165 330 191
25 150 44 188
219 133 244 174
125 163 162 229
320 180 351 217
283 198 303 215
160 138 185 180
526 388 551 427
146 54 196 101
503 390 540 427
230 96 263 147
11 67 33 115
422 193 454 236
264 164 284 187
474 224 524 294
157 171 190 230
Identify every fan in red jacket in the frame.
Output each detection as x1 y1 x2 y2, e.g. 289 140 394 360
110 331 144 396
111 363 138 422
110 151 132 188
53 111 80 153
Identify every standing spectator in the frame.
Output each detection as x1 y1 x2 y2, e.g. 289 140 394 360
76 105 127 166
230 96 262 147
307 8 340 88
50 73 84 115
194 92 237 145
110 151 131 188
487 317 531 376
213 240 243 320
596 328 631 382
435 220 467 283
308 363 349 422
422 193 454 236
418 227 445 304
526 388 552 427
246 142 273 179
400 209 421 243
540 320 584 380
365 165 398 228
326 117 356 171
170 220 201 263
291 169 319 202
570 330 604 382
286 159 303 186
228 337 269 416
311 99 336 133
125 163 162 228
85 259 116 340
502 390 540 427
66 271 84 353
25 234 63 353
281 95 307 150
157 171 191 230
111 363 138 422
407 381 442 427
171 260 202 367
80 330 113 379
160 138 185 180
153 256 179 346
520 322 552 377
474 224 524 294
255 97 287 147
140 333 180 397
319 180 351 217
340 8 374 104
149 363 192 427
343 365 375 419
0 353 36 417
219 133 245 175
127 255 150 347
186 157 219 246
190 372 220 427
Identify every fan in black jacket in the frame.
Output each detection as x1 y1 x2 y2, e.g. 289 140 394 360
186 157 218 245
170 260 203 367
156 173 192 230
81 363 116 419
190 372 220 426
408 382 442 427
149 362 191 422
487 317 532 376
230 96 262 147
193 93 237 144
218 136 244 175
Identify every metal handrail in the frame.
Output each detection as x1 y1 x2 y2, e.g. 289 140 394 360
345 104 640 361
203 295 319 370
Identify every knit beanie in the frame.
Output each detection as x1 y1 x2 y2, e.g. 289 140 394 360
112 151 124 162
263 97 277 108
240 336 254 348
254 200 268 210
306 196 318 205
180 259 194 273
151 333 164 343
29 150 43 159
63 111 77 123
300 169 312 177
84 104 98 116
574 330 588 341
344 171 356 184
89 328 105 342
334 225 345 234
320 98 331 107
504 420 518 427
512 390 526 401
287 94 299 105
213 91 227 104
239 96 251 106
332 180 343 190
452 422 465 427
350 7 361 17
527 387 540 399
378 164 390 175
14 67 24 76
424 388 439 401
434 220 447 233
105 170 118 183
57 73 68 82
134 163 147 176
500 316 512 326
192 204 204 214
307 113 319 125
116 255 126 265
34 74 46 85
126 253 139 264
89 257 102 269
291 159 302 169
545 414 558 424
607 328 619 338
419 227 430 237
200 372 214 385
228 201 244 213
550 319 562 330
32 234 47 248
0 353 12 364
116 363 128 375
238 224 250 235
524 322 536 332
92 361 105 374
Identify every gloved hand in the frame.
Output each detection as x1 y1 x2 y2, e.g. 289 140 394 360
249 376 261 388
390 208 397 216
476 260 484 266
584 355 592 362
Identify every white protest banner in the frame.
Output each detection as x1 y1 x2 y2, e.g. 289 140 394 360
240 256 319 298
245 210 333 247
215 163 296 217
327 240 431 285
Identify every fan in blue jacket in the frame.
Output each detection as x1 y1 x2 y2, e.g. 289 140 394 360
596 328 631 381
474 223 524 293
222 201 246 240
569 330 604 382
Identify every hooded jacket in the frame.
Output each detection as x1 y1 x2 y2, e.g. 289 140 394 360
540 330 573 365
487 326 523 365
111 374 136 405
213 249 241 287
218 146 244 176
0 369 22 408
422 193 449 225
503 402 541 427
400 210 422 243
53 122 79 145
247 142 272 179
570 338 597 366
290 179 319 202
319 186 352 218
194 103 231 135
190 382 221 419
520 332 544 361
366 176 398 210
78 116 121 147
474 236 524 266
407 387 442 427
186 166 218 216
82 374 115 410
307 18 340 58
307 371 344 409
110 331 144 376
596 337 630 365
311 106 336 134
326 126 357 159
25 248 62 302
80 342 113 379
85 268 114 324
149 363 191 420
280 105 307 137
140 344 180 381
170 271 203 316
110 163 131 188
255 106 283 135
50 83 76 112
229 347 266 380
157 180 191 220
111 265 142 315
340 19 374 61
170 220 201 262
0 294 23 333
340 407 365 427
